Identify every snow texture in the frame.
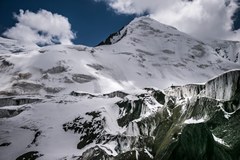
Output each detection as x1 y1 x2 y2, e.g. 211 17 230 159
0 16 240 160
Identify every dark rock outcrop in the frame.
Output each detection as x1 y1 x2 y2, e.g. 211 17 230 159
164 84 205 99
16 151 43 160
97 26 127 46
70 91 97 98
145 88 165 105
117 98 144 127
160 123 232 160
0 142 11 147
72 74 96 83
103 91 129 99
0 97 41 107
78 146 113 160
44 66 67 74
0 107 27 118
63 111 105 149
12 81 43 94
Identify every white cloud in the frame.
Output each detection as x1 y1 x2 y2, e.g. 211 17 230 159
3 9 75 45
98 0 240 41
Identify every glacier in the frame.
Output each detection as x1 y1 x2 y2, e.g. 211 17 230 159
0 16 240 160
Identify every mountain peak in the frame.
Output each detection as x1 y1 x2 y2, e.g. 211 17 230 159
129 16 177 30
97 16 179 46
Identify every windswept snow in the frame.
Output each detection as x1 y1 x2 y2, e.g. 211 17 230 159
0 16 240 97
0 16 240 160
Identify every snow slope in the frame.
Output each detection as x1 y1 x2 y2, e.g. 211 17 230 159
207 39 240 63
0 16 240 160
0 16 239 96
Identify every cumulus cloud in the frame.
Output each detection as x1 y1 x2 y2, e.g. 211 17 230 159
97 0 240 41
3 9 75 45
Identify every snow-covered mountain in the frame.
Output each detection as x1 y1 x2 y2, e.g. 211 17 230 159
0 16 240 160
0 16 240 95
207 39 240 63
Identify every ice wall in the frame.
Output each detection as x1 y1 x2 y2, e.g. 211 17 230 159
205 70 240 100
164 84 205 99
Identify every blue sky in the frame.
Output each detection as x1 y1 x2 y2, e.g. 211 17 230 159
0 0 135 46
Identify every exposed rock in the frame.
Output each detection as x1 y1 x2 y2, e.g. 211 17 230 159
162 49 175 54
16 151 43 160
70 91 97 98
184 97 219 121
165 96 176 109
191 44 206 57
158 123 232 160
63 111 105 149
27 130 42 148
135 111 165 137
79 147 153 160
87 63 104 71
117 52 133 55
41 73 49 79
63 76 74 83
0 97 41 107
0 142 11 147
38 50 47 53
164 84 205 99
211 109 240 153
12 81 43 94
144 88 165 105
117 98 144 127
0 90 18 96
62 70 240 159
63 102 157 155
17 72 32 80
0 59 14 71
97 26 127 46
103 91 129 99
114 150 153 160
44 66 67 74
44 87 64 93
207 40 240 63
0 107 28 118
72 74 96 83
153 93 238 160
152 90 165 105
197 64 210 69
78 146 113 160
1 59 13 67
136 49 156 56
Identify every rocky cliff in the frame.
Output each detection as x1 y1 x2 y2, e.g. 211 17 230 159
59 70 240 160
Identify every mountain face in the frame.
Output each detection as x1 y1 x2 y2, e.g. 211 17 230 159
207 40 240 64
0 16 240 160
